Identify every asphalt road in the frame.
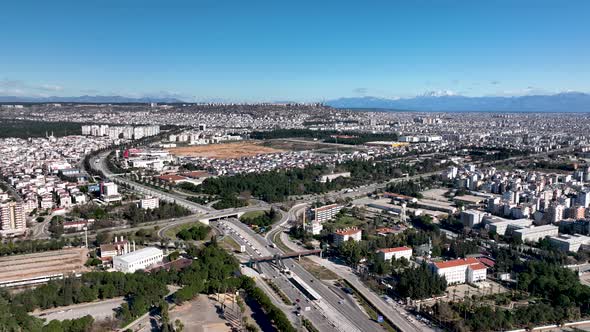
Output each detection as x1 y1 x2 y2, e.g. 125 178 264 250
215 218 383 332
32 297 124 322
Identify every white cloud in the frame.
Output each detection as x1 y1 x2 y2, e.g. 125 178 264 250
0 79 64 95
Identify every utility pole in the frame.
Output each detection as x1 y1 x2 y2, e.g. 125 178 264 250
83 226 88 248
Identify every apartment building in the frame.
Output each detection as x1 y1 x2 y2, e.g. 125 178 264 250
0 201 26 236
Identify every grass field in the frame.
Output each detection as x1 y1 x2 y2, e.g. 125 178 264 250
219 236 241 252
299 257 339 280
331 215 364 228
164 221 210 240
240 210 266 219
166 141 284 159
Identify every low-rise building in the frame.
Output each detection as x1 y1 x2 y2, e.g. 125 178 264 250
319 172 351 183
431 257 487 284
140 197 159 209
549 234 590 252
333 228 362 246
113 247 163 273
377 246 412 261
484 216 533 236
513 224 559 243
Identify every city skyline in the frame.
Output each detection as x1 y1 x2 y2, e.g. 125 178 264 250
1 0 589 102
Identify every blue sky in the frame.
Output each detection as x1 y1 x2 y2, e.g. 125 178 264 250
1 0 588 102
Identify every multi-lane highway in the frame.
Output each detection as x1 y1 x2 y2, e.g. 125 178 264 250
213 217 387 332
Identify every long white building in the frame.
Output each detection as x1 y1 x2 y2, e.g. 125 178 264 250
377 246 412 261
549 234 590 252
431 257 487 284
513 224 559 243
113 247 164 273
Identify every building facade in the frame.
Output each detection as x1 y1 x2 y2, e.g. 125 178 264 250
0 201 26 236
113 247 164 273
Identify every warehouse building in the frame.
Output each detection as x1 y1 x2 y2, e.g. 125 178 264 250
113 247 164 273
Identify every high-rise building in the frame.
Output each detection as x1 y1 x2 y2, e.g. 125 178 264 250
0 201 26 236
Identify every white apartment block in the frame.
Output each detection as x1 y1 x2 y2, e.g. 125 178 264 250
311 204 342 223
377 247 412 261
140 197 160 210
460 210 487 227
102 182 118 196
431 257 487 284
0 201 26 236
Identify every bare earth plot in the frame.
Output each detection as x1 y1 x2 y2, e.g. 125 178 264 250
169 295 233 332
166 142 284 159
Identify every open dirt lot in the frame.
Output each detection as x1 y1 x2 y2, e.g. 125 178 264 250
167 142 284 159
169 295 234 332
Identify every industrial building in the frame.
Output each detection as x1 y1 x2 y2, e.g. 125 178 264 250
113 247 164 273
0 248 88 288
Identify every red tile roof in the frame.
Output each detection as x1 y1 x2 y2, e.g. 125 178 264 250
335 229 361 236
477 257 495 267
314 204 340 212
378 246 412 253
433 257 479 269
468 263 487 271
158 174 187 182
183 171 208 178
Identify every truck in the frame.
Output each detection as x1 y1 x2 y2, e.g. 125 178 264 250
239 245 246 253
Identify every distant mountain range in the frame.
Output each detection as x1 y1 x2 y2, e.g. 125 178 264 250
326 92 590 112
2 92 589 112
0 95 184 103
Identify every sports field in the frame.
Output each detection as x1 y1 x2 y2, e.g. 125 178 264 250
166 141 284 159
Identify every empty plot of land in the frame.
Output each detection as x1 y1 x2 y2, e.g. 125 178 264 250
167 142 284 159
420 188 450 202
169 295 232 332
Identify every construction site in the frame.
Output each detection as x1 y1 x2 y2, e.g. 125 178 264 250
0 247 89 288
